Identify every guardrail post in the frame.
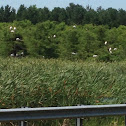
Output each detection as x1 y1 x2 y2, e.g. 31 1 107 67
19 107 28 126
76 118 83 126
19 121 27 126
76 104 83 126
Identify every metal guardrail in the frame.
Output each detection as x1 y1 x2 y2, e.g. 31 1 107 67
0 104 126 126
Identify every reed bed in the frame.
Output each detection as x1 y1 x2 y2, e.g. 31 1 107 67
0 58 126 125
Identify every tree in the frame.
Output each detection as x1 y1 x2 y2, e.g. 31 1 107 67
26 5 39 24
9 8 16 22
0 22 27 57
38 7 50 22
118 9 126 26
105 8 119 27
77 24 100 60
16 4 27 21
0 6 4 22
35 21 59 58
23 21 59 58
66 3 86 25
50 7 67 22
84 7 98 25
3 5 15 22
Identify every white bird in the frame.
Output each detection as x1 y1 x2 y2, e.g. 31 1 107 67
21 52 24 55
14 27 16 30
93 55 98 57
10 30 14 33
104 41 107 45
109 48 112 52
109 51 112 54
114 48 117 50
10 26 12 30
53 35 56 38
73 25 76 28
71 52 77 55
10 53 14 57
16 38 20 41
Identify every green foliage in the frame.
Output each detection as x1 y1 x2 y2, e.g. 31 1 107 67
2 3 126 27
0 21 126 61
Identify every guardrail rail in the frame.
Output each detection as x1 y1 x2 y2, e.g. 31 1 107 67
0 104 126 126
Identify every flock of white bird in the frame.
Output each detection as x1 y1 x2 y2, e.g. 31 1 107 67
48 34 56 39
10 26 16 33
10 52 24 57
105 41 117 54
9 25 118 58
71 25 118 58
9 26 24 57
93 41 117 58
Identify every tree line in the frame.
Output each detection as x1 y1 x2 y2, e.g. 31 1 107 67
0 3 126 27
0 20 126 62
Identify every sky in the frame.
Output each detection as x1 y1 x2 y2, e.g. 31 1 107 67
0 0 126 11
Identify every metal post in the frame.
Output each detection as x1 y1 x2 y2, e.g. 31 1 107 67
76 104 83 126
19 107 28 126
19 121 27 126
76 118 83 126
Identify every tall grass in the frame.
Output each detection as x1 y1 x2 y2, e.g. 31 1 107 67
0 58 126 125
